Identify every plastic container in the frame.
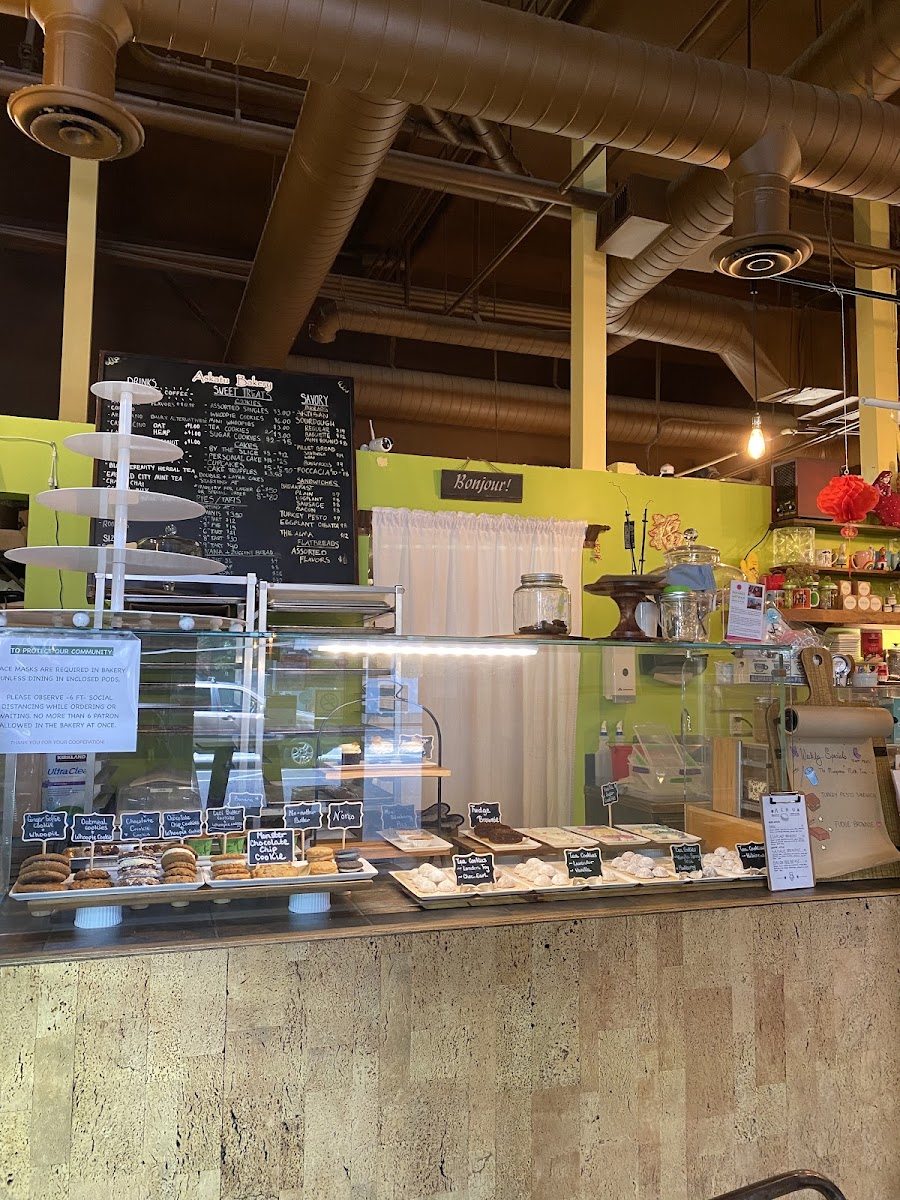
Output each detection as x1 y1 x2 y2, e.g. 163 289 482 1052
658 587 715 642
513 573 571 635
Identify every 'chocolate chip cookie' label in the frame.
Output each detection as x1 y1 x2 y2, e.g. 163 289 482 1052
22 810 68 841
453 852 495 887
468 802 501 825
565 847 603 879
72 813 116 844
247 828 294 866
328 801 364 830
162 810 203 840
120 811 162 843
206 807 246 835
284 802 324 831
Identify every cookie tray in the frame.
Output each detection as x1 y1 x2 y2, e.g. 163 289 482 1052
461 829 544 852
508 863 639 898
9 874 205 902
201 858 378 888
390 869 532 909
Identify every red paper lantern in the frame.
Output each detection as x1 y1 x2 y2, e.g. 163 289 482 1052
817 474 878 524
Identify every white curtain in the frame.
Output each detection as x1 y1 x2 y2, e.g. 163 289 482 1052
372 509 586 826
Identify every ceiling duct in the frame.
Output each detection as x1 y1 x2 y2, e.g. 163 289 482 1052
7 0 142 158
713 127 813 279
287 355 786 450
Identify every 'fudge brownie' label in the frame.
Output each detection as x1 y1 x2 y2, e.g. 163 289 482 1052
565 847 603 879
469 802 501 825
162 810 203 840
247 828 293 866
22 810 68 841
285 802 324 831
71 813 115 843
206 807 246 834
120 811 161 842
328 801 364 830
453 852 495 887
736 842 767 871
671 843 703 874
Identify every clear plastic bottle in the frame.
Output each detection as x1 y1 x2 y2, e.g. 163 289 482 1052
594 721 612 786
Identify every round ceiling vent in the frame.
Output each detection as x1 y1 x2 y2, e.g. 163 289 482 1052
712 231 813 279
8 85 143 160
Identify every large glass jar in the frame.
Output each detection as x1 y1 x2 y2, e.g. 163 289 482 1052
513 573 571 635
662 528 745 640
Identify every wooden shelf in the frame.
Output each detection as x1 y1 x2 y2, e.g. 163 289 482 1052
322 764 451 780
771 518 900 536
815 566 900 580
781 607 900 627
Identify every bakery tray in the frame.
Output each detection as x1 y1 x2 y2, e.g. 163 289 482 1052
201 858 377 888
9 874 205 902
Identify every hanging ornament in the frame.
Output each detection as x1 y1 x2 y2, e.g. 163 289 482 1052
817 473 878 526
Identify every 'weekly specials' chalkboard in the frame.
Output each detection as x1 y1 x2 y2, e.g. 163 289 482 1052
94 352 357 583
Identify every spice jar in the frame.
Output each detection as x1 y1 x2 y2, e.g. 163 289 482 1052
513 573 571 635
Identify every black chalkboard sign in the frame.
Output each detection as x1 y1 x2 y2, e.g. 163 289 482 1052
469 802 501 825
453 852 495 887
72 813 116 843
22 811 68 842
736 842 767 871
671 843 703 875
206 807 246 835
284 802 324 831
121 811 162 842
94 352 357 584
328 801 364 830
440 470 523 503
600 782 619 806
565 847 603 879
381 804 418 830
247 828 293 866
162 810 204 840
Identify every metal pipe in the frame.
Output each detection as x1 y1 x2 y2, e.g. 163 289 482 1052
468 117 540 211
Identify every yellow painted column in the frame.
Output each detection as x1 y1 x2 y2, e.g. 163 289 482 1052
59 158 99 422
854 200 899 477
570 143 606 470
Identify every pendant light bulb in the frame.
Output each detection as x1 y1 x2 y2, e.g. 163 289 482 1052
747 412 766 460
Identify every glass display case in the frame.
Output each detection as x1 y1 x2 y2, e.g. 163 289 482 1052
0 627 806 940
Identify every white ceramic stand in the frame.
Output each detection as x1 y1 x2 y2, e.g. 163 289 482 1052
288 891 331 913
74 905 123 929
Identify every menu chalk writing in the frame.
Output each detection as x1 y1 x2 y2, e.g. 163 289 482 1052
120 811 162 843
381 804 418 830
565 847 603 879
600 782 620 806
162 810 204 840
95 352 356 584
761 793 814 890
284 802 324 831
247 828 294 866
328 801 364 830
469 802 501 825
736 842 767 872
453 852 495 888
671 843 703 875
22 811 68 842
206 807 246 835
72 813 116 844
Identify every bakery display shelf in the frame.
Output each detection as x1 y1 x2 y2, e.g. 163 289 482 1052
63 431 183 464
782 607 900 626
201 858 377 888
770 518 900 536
462 828 544 852
35 487 204 522
390 869 532 909
263 584 401 615
322 764 451 780
0 609 236 631
452 833 546 857
5 545 226 576
777 565 900 580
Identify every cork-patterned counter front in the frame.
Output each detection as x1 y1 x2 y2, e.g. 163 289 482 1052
2 888 899 1200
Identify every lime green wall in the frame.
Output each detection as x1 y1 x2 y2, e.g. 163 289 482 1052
0 415 94 609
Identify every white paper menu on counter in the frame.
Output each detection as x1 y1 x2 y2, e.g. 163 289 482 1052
725 580 767 642
761 793 814 891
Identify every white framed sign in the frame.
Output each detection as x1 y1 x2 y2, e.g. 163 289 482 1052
0 633 140 754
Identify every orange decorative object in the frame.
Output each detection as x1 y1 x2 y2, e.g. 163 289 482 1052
817 474 878 524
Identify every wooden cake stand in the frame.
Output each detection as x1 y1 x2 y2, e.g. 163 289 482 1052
584 574 663 641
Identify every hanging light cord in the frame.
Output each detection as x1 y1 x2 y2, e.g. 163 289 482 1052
751 284 759 415
840 290 850 471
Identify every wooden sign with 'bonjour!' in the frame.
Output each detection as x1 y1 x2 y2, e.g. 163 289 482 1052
440 470 523 503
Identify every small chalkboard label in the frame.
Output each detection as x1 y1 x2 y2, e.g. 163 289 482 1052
381 804 418 830
736 842 767 871
162 810 204 840
247 828 293 866
565 847 603 879
469 802 501 825
327 801 364 830
120 811 162 843
284 802 324 831
453 852 495 888
71 813 116 844
206 807 246 835
671 843 703 875
600 782 619 806
22 811 68 842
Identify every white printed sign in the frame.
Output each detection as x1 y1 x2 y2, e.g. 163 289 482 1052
0 634 140 754
761 793 815 891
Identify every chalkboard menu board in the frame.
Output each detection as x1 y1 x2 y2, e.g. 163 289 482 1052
94 352 357 583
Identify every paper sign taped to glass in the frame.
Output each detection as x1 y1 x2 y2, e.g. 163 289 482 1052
783 704 900 880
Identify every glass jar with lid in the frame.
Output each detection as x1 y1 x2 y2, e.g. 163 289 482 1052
513 573 571 635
